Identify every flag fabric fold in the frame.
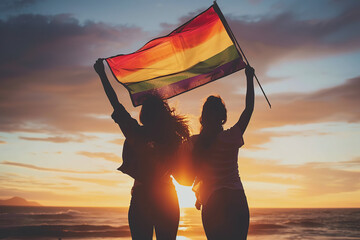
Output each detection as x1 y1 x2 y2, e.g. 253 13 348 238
106 4 246 106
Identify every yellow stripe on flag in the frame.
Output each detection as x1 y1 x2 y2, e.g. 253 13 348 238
120 25 233 83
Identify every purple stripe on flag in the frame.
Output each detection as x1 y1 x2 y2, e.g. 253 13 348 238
132 58 246 106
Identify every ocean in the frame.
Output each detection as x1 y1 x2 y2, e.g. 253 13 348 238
0 206 359 239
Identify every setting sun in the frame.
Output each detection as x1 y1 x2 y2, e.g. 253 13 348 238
172 177 197 208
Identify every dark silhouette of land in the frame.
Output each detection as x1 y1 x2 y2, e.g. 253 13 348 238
0 196 42 206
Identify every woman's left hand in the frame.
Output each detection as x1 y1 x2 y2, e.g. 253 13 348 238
195 200 201 210
245 65 255 79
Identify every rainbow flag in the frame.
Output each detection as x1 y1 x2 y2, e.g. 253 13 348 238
106 3 246 106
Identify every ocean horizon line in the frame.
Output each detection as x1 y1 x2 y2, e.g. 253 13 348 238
2 205 359 209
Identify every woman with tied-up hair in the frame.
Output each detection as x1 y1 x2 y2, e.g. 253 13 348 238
192 65 255 240
94 59 192 240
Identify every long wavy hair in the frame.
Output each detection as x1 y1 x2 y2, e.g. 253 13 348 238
139 94 190 156
194 95 227 158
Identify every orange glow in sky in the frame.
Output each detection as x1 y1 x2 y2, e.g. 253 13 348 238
0 0 359 209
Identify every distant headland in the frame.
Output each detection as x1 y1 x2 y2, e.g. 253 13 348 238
0 196 42 206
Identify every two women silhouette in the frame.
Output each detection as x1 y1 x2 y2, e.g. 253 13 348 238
94 58 254 240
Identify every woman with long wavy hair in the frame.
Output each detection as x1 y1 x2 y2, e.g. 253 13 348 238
94 59 190 240
193 65 255 240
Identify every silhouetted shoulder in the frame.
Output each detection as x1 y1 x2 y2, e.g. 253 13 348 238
112 107 141 140
219 125 244 148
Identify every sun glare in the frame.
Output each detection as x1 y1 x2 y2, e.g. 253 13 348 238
172 176 197 208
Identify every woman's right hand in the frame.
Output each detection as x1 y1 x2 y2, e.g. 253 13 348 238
94 58 105 75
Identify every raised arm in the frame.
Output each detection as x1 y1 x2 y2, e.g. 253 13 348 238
94 58 139 138
94 58 122 111
235 65 255 134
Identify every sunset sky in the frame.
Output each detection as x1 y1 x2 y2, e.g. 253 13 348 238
0 0 359 208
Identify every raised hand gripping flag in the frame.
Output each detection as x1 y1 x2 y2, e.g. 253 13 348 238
106 3 246 106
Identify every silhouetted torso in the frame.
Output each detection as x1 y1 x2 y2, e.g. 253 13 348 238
193 124 244 205
112 105 180 240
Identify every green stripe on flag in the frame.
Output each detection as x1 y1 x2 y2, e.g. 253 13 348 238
126 45 240 94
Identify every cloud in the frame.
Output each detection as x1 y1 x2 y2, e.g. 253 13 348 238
0 173 79 191
19 136 78 143
0 13 145 133
225 4 360 79
0 14 144 77
341 157 360 165
0 66 123 133
62 176 120 187
19 135 96 143
0 0 39 11
227 76 359 148
1 161 111 174
239 157 360 197
252 76 360 130
77 151 122 163
108 138 125 145
42 151 62 154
